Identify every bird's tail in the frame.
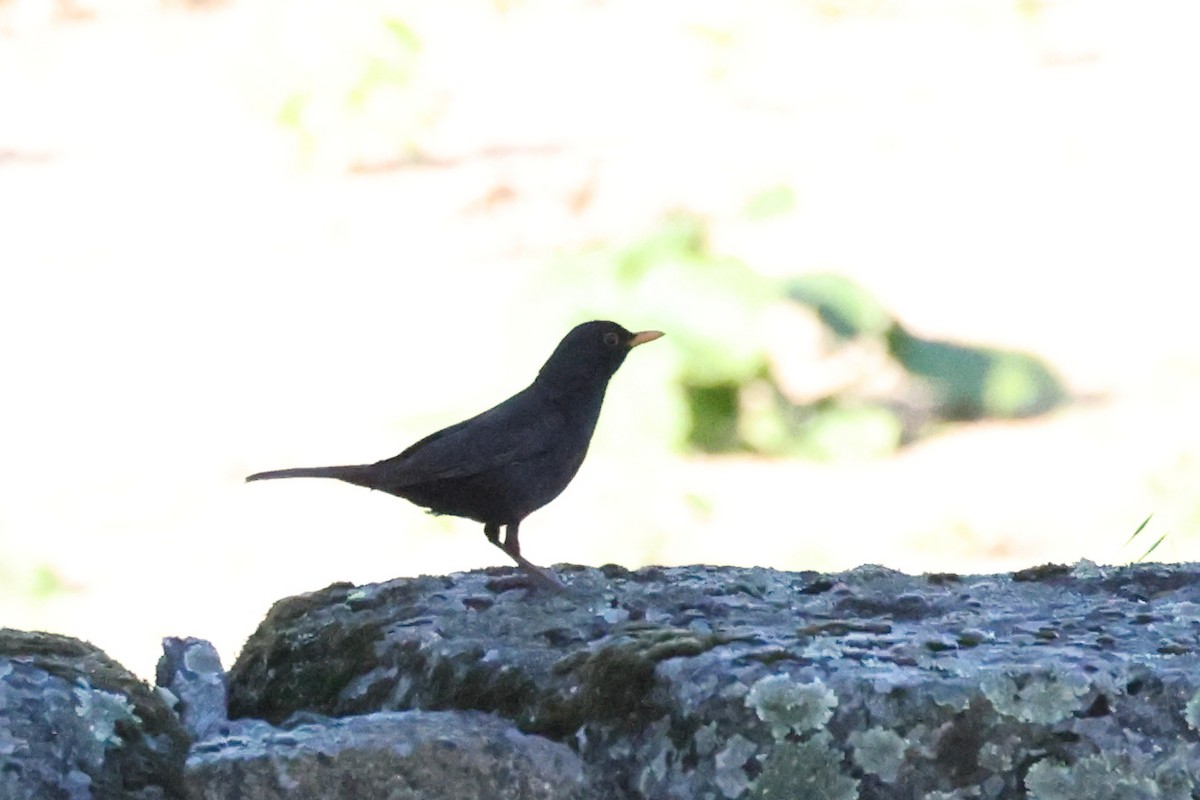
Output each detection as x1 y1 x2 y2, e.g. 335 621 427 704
245 465 373 485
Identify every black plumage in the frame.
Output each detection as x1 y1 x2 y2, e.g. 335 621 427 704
246 320 663 587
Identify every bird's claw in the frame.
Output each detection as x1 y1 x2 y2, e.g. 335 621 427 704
504 550 567 592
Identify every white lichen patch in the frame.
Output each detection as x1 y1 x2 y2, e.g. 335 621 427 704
72 686 137 766
1024 754 1188 800
848 727 906 783
73 687 135 743
744 675 837 738
927 681 974 712
748 731 858 800
801 639 846 660
980 670 1088 724
1071 560 1104 579
1184 688 1200 731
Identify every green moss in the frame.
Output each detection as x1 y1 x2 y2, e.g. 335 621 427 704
539 627 728 738
0 628 188 798
0 629 185 747
551 642 661 729
1011 563 1071 582
228 581 429 722
748 732 858 800
745 675 837 738
954 629 988 648
848 727 906 783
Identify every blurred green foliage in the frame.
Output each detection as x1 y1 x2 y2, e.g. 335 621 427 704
276 14 430 167
555 211 1068 460
889 328 1064 420
790 272 1066 420
0 560 72 603
348 18 422 109
744 185 797 220
786 272 893 339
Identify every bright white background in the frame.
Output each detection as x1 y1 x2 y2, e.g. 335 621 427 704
2 0 1198 676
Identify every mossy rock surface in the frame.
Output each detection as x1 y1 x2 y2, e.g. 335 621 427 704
0 628 189 800
227 561 1200 799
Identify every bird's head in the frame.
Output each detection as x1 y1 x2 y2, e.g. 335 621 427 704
535 320 663 396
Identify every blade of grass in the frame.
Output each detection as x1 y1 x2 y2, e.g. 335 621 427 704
1125 513 1154 547
1138 532 1169 563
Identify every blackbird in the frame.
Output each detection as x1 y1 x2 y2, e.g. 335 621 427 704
246 320 663 588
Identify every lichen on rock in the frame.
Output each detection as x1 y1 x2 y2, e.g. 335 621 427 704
0 628 188 800
219 561 1200 799
849 726 906 783
744 674 837 738
748 731 858 800
979 669 1089 724
1184 687 1200 731
1024 752 1192 800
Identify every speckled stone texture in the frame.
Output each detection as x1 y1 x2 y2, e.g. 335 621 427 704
185 710 587 800
0 629 188 800
156 637 228 742
226 562 1200 800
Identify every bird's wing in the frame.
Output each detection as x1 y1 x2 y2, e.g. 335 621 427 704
371 388 564 487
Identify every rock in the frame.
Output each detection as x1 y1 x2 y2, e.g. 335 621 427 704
0 628 188 800
185 709 588 800
226 562 1200 799
156 637 228 741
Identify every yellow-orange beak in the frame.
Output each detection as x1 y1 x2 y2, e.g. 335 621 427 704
628 330 665 348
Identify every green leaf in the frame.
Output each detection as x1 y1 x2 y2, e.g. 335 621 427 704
786 273 894 339
887 327 1066 419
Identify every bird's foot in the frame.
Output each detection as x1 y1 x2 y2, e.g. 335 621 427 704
504 551 567 593
484 523 564 591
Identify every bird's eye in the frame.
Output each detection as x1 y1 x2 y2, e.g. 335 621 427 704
603 332 621 348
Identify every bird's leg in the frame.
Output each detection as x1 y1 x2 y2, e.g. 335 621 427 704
502 522 521 558
483 521 565 592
